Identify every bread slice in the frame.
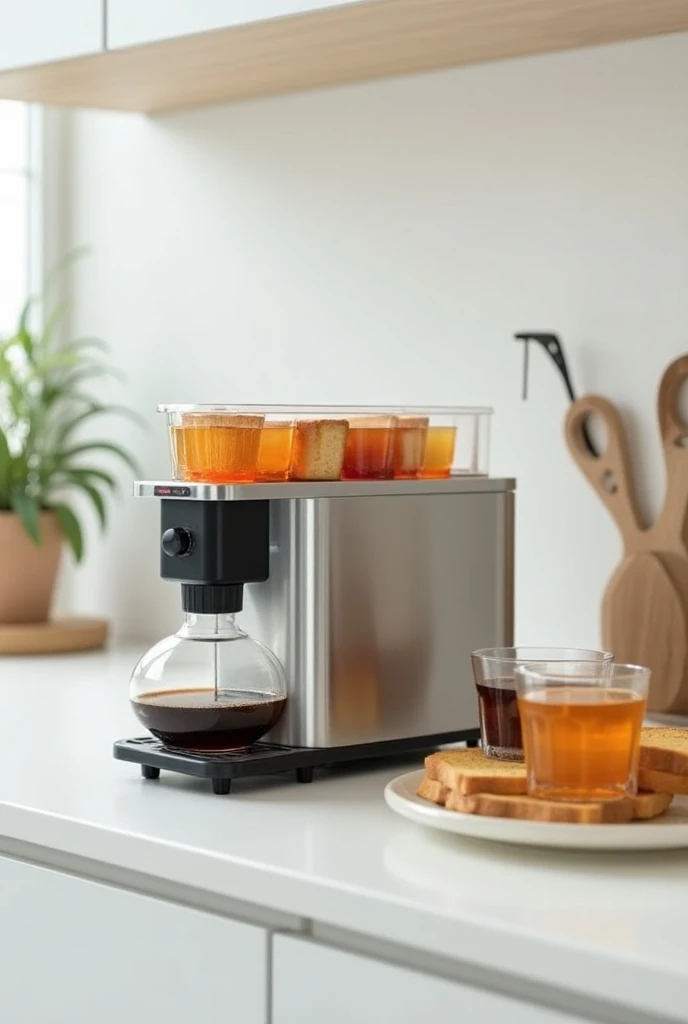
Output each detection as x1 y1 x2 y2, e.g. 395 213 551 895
290 420 348 481
640 727 688 776
417 772 673 821
424 748 526 795
630 790 674 819
638 767 688 795
444 790 634 824
416 775 449 805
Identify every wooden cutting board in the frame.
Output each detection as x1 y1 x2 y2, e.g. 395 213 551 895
565 355 688 713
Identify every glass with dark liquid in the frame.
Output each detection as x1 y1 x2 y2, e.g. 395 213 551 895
471 647 613 761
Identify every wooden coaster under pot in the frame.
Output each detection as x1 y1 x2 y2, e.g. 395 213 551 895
0 617 108 655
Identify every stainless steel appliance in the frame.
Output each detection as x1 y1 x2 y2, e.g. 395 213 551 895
116 476 514 781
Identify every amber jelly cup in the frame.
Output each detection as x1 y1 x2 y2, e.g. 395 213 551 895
471 647 613 762
342 416 397 480
515 662 650 802
256 420 295 482
170 413 264 483
420 425 456 478
391 416 429 479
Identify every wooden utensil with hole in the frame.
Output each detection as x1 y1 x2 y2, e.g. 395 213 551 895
565 355 688 713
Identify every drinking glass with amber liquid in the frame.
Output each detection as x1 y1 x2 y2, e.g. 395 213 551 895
515 662 650 801
471 647 613 762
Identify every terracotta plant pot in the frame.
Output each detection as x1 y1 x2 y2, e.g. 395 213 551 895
0 511 63 624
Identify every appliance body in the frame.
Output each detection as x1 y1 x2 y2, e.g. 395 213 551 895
136 477 515 752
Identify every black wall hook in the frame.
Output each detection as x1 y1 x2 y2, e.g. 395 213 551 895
514 331 597 455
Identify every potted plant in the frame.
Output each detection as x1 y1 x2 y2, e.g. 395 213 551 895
0 256 138 623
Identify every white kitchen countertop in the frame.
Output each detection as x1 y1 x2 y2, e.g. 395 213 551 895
0 647 686 1021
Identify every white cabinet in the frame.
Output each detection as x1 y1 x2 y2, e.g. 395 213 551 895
0 855 267 1024
273 936 594 1024
0 1 103 72
106 0 367 49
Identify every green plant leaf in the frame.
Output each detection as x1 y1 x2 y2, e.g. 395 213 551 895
33 350 84 376
61 440 140 475
4 249 139 542
41 386 94 409
56 363 127 390
17 327 34 361
16 296 33 339
9 451 30 495
41 245 91 296
51 503 84 562
0 428 11 497
62 337 110 356
54 404 146 448
57 466 119 492
38 299 71 355
10 492 41 544
75 480 107 531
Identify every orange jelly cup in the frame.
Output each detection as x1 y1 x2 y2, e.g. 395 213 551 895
391 416 429 479
419 425 457 478
342 416 397 480
256 421 295 482
171 413 264 483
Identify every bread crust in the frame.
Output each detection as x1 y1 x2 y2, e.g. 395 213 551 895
638 767 688 795
639 727 688 776
444 790 634 823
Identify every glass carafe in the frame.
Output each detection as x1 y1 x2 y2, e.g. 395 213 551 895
130 613 287 752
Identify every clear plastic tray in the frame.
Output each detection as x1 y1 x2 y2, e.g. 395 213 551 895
158 405 492 484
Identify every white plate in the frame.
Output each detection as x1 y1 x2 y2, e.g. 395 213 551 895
384 770 688 851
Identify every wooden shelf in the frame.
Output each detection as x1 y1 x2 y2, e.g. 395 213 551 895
0 0 687 113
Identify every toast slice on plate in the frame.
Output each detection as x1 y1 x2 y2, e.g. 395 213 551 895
443 790 635 824
418 772 672 821
640 727 688 776
638 767 688 795
424 748 526 795
631 790 674 819
417 775 449 806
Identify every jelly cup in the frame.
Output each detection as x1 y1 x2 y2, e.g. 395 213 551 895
391 416 429 479
342 416 397 480
256 419 295 482
164 408 264 483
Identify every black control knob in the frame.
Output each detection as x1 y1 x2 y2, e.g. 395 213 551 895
161 527 193 558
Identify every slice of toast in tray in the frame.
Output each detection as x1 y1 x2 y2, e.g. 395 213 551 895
424 748 526 795
640 727 688 776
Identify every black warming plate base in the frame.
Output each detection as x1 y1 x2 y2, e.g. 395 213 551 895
113 729 480 795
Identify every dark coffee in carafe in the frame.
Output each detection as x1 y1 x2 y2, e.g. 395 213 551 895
131 688 286 752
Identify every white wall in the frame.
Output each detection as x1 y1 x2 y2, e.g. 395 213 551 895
54 32 688 645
